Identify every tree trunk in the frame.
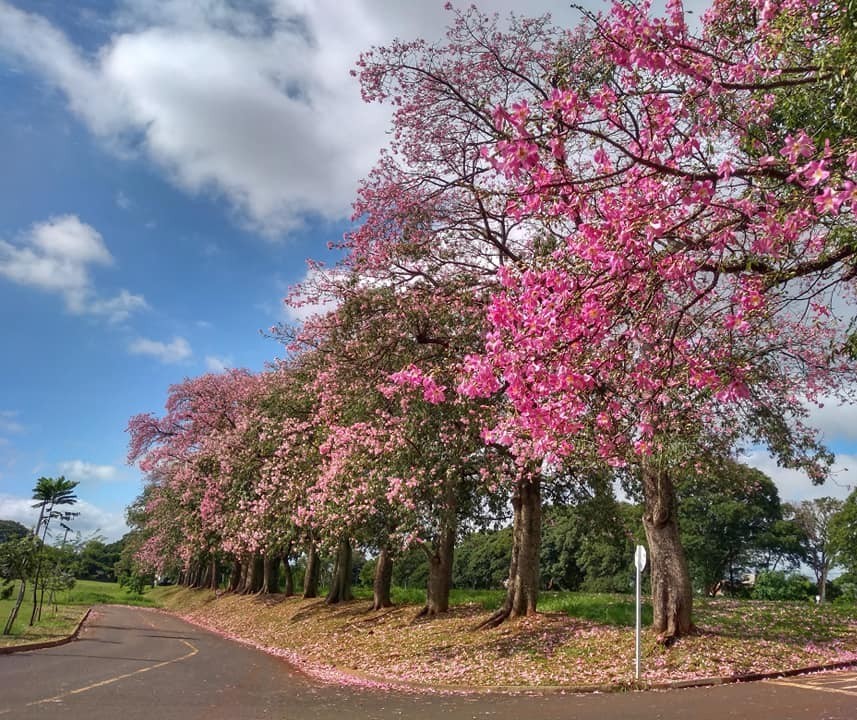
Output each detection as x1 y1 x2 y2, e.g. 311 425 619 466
282 554 294 597
421 523 455 617
261 555 280 594
303 543 320 599
210 556 219 592
371 547 394 610
325 538 353 604
819 560 829 603
236 559 249 593
37 583 47 621
477 474 541 629
195 560 209 589
3 579 26 635
29 556 43 626
641 462 694 642
227 558 242 593
241 555 263 594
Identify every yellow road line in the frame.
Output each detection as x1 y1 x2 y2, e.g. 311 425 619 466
767 679 857 697
0 640 198 714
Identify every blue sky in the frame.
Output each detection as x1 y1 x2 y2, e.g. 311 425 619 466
0 0 855 542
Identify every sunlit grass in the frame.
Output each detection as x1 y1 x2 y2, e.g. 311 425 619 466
0 579 160 647
64 579 158 608
0 581 86 646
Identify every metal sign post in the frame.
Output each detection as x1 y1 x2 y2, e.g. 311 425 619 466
634 544 647 681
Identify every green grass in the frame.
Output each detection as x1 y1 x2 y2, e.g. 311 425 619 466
0 579 161 647
694 596 857 643
539 591 653 626
351 585 652 626
63 579 158 608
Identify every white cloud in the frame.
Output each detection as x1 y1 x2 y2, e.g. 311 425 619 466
0 214 148 322
115 190 132 209
0 0 604 237
129 335 192 363
0 1 388 236
87 289 149 323
58 459 118 482
0 494 129 542
806 395 857 444
205 355 232 373
0 410 24 435
742 450 856 504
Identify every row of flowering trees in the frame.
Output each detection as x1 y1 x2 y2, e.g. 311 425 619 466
128 0 857 641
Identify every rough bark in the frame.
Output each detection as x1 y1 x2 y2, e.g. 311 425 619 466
417 473 460 618
641 463 694 642
371 547 394 610
236 559 249 592
241 555 263 594
303 543 320 599
261 555 280 594
477 474 542 629
420 524 455 617
227 558 242 593
325 538 354 604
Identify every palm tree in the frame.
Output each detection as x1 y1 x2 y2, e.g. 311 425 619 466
31 476 79 541
29 476 78 625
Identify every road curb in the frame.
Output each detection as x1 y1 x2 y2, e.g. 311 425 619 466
301 658 857 695
0 607 91 655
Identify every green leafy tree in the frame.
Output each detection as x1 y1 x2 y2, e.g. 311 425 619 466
678 461 782 596
31 476 79 540
115 533 155 595
0 535 38 635
540 492 641 594
751 517 809 573
29 476 78 624
0 520 29 544
391 547 429 590
454 528 513 590
790 497 844 603
751 571 815 601
830 489 857 577
74 538 123 582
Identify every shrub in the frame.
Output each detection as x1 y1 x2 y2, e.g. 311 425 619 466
751 571 814 601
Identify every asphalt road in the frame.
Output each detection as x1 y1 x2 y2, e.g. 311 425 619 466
1 605 856 719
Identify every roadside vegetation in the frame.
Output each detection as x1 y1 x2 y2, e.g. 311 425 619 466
0 579 156 647
159 585 857 688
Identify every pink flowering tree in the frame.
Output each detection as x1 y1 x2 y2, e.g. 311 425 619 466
297 5 577 623
244 364 323 597
463 0 857 639
283 283 506 614
127 369 265 590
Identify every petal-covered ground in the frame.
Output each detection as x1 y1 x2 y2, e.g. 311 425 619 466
158 588 857 690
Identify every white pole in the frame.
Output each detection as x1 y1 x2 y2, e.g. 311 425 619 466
635 559 641 681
